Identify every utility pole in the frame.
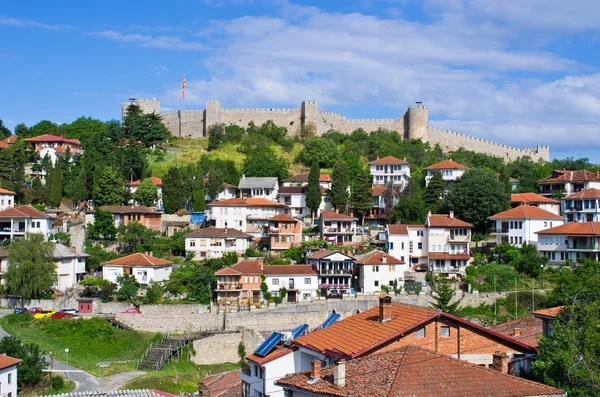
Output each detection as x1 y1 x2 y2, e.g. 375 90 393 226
515 278 518 319
494 274 497 319
532 277 535 313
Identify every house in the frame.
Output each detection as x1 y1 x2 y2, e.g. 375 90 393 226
185 227 252 260
0 188 15 211
490 317 544 348
276 345 564 397
368 156 410 188
355 250 406 293
369 185 398 222
0 205 52 240
306 249 355 295
277 186 307 219
0 248 7 284
53 244 88 292
489 206 564 248
207 198 287 239
205 182 238 202
0 135 18 150
424 159 470 186
538 169 600 197
238 176 279 201
269 214 302 253
100 205 162 231
102 253 173 287
23 134 83 163
262 265 318 302
533 306 564 337
125 177 163 209
282 173 333 190
0 355 21 397
319 210 357 246
535 222 600 263
214 260 263 304
426 212 472 278
198 369 240 397
562 188 600 223
511 192 560 215
385 224 427 271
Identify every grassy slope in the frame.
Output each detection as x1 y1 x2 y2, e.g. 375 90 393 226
122 345 240 394
0 315 159 376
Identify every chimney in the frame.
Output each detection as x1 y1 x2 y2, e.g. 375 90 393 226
149 251 153 257
492 351 510 374
513 328 521 337
334 360 346 387
403 157 406 162
71 246 76 254
381 255 387 264
310 359 321 382
224 227 228 234
376 155 380 160
449 210 454 218
378 295 392 323
335 208 339 214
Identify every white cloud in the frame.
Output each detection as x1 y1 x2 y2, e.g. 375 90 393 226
0 15 71 29
89 30 206 50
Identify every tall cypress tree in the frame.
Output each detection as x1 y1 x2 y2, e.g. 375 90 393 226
49 160 63 208
162 167 186 214
351 167 373 225
423 171 445 212
305 162 321 222
330 160 349 214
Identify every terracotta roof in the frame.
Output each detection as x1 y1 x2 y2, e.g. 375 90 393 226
538 169 600 183
100 205 160 215
0 355 21 370
321 210 357 220
262 265 317 275
490 317 543 348
23 134 82 146
489 206 563 220
232 260 263 274
533 306 564 319
564 188 600 200
270 213 299 222
5 135 17 144
535 222 600 236
276 345 564 397
222 182 238 189
214 267 242 276
103 253 173 267
0 205 50 218
356 250 404 265
186 227 252 239
0 187 16 195
511 193 559 204
199 369 240 397
368 156 408 165
387 224 424 235
307 249 337 260
424 159 470 170
246 347 293 366
208 198 286 207
371 185 399 196
428 253 470 260
0 141 9 149
127 177 163 187
279 186 306 194
283 174 332 183
510 177 520 183
427 213 472 228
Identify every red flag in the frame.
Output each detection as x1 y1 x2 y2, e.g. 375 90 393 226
182 75 187 99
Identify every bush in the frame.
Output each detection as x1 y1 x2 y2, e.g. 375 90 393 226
52 375 65 389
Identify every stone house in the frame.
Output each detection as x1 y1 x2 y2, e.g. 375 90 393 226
53 243 88 292
561 188 600 223
536 222 600 263
306 249 355 295
319 210 357 246
538 169 600 197
354 250 406 293
238 176 279 201
368 156 410 188
0 205 52 241
0 188 15 211
511 193 560 215
424 159 470 187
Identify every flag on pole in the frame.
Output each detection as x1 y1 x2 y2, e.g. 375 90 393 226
182 74 187 99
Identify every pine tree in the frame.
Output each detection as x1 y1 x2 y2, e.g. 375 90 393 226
192 186 206 212
351 167 373 225
93 166 124 206
305 162 321 221
162 167 186 214
423 171 445 212
330 160 349 214
430 279 462 315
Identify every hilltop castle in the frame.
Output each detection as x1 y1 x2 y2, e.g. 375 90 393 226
122 99 549 162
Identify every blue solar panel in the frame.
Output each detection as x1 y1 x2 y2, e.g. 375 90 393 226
254 332 284 357
290 324 309 340
318 313 340 330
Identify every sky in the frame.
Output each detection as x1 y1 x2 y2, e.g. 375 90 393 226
1 0 600 161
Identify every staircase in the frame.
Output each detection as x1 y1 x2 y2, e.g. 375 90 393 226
137 335 186 371
104 315 135 331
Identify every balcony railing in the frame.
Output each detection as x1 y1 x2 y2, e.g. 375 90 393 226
320 284 350 289
324 227 354 234
490 228 509 234
567 243 600 251
432 267 466 275
217 283 243 290
319 269 353 275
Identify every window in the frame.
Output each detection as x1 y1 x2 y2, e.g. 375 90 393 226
244 276 248 283
415 327 425 338
388 265 395 272
519 221 523 229
374 280 379 287
389 242 394 250
304 278 311 284
417 231 424 236
373 266 379 272
273 278 279 285
441 326 450 337
190 240 196 247
417 242 422 249
7 373 11 384
389 280 394 286
242 382 251 397
401 242 404 249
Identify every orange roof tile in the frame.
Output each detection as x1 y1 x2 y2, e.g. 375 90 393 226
564 188 600 200
371 185 399 196
276 345 564 397
356 250 404 265
283 173 332 183
127 176 163 186
536 223 600 236
214 267 242 276
490 317 543 348
489 206 563 220
387 224 425 234
428 213 472 228
199 369 241 397
208 198 286 207
270 213 299 222
231 260 263 274
23 134 82 146
262 265 317 275
424 159 470 170
321 210 357 220
368 156 408 165
306 249 337 260
533 306 564 319
246 346 293 366
511 192 559 204
0 205 50 218
0 355 21 370
538 169 600 183
0 187 16 195
103 253 173 267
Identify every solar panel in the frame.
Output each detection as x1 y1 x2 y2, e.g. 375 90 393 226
254 332 284 357
290 324 309 340
318 312 340 330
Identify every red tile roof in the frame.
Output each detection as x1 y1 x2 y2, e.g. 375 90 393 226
5 135 17 144
208 198 286 207
490 317 543 348
270 214 299 222
100 205 160 215
0 141 9 149
0 355 21 370
321 210 357 220
424 159 470 170
428 253 470 260
276 345 564 397
231 260 263 274
103 253 173 267
368 156 408 165
279 186 306 194
511 193 559 204
186 227 252 239
307 249 337 260
427 213 472 228
0 205 50 218
23 134 82 146
535 223 600 236
538 169 600 183
356 250 404 265
246 346 293 366
199 369 241 397
214 267 242 276
387 224 425 235
533 306 564 319
371 185 399 196
127 176 163 186
283 173 332 183
0 187 16 195
489 206 563 220
564 188 600 200
262 265 317 275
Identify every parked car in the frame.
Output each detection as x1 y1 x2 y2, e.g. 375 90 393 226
28 307 43 315
13 308 28 315
121 308 141 314
33 310 56 319
51 311 74 319
61 308 79 315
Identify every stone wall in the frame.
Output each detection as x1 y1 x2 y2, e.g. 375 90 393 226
193 333 242 365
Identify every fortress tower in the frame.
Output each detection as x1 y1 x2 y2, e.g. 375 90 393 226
121 98 160 119
406 102 428 141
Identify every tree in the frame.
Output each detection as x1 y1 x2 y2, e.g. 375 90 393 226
0 336 44 387
87 208 117 241
187 266 215 303
306 162 321 221
388 196 428 224
163 167 186 214
513 243 547 277
29 120 59 137
144 280 164 304
118 222 158 253
295 138 340 168
134 178 158 207
242 147 290 180
122 104 169 146
423 171 445 212
382 180 398 216
330 160 349 213
14 123 29 137
93 166 124 206
192 185 206 212
0 120 11 139
207 123 226 150
5 235 56 298
430 279 462 315
351 168 373 224
260 275 272 302
444 169 509 233
116 273 140 300
48 159 63 207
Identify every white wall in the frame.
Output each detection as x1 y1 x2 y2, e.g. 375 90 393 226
0 364 18 397
56 258 86 291
265 274 318 299
494 218 563 248
0 194 15 210
359 263 408 293
425 168 466 185
185 236 249 260
102 265 172 285
370 164 410 186
537 234 568 263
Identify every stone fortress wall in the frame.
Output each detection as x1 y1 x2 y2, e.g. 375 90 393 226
122 99 549 161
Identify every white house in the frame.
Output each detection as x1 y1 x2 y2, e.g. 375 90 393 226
243 347 296 397
0 205 52 241
278 186 307 219
185 227 252 260
262 265 318 302
536 222 600 264
386 224 427 270
489 206 564 248
306 249 355 295
368 156 410 188
319 210 357 246
53 244 88 292
0 188 16 211
125 177 163 209
562 188 600 223
238 176 279 201
282 173 332 190
424 159 470 186
0 355 21 397
208 198 287 239
102 253 173 287
205 182 238 202
511 193 560 215
355 250 407 293
538 169 600 197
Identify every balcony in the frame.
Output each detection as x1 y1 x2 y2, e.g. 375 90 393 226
448 234 470 241
323 227 354 234
490 228 509 235
567 243 600 251
269 227 279 233
432 267 466 275
319 269 353 275
217 283 243 290
320 284 351 289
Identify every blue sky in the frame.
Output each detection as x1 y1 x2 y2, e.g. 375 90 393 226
2 0 600 161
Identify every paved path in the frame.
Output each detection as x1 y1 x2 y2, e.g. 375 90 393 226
101 371 147 390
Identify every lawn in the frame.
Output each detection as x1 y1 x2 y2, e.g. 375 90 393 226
19 376 76 397
122 344 240 394
0 315 160 376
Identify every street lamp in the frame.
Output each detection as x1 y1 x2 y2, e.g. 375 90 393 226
65 348 69 380
49 350 53 388
541 264 545 291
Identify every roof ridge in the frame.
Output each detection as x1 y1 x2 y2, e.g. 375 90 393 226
388 345 414 396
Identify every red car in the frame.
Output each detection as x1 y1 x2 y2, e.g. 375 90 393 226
28 307 43 315
51 311 75 319
120 308 141 314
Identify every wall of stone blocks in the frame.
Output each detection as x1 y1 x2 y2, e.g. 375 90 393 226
193 333 242 365
219 107 303 136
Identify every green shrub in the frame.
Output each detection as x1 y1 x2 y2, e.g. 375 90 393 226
52 375 65 389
